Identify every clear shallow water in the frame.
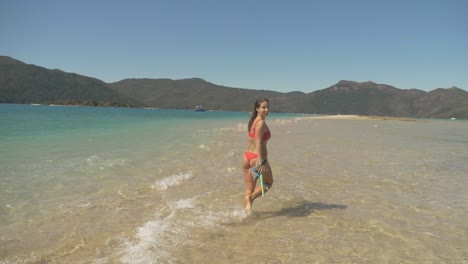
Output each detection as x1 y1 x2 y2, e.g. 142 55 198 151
1 104 467 263
0 105 244 226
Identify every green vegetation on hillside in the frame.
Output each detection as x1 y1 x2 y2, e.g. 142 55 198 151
1 56 467 118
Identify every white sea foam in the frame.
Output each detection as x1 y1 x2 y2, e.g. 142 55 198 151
120 213 176 263
171 197 197 210
120 198 197 263
190 209 248 229
120 197 247 263
199 144 210 150
77 202 92 208
151 172 194 191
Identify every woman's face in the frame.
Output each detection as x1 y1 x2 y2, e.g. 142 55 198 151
256 101 269 117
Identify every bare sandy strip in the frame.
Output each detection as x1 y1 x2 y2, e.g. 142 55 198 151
302 114 417 121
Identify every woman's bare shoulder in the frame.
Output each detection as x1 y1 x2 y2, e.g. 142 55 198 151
254 119 267 130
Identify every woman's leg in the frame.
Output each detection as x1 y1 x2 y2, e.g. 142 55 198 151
242 156 256 212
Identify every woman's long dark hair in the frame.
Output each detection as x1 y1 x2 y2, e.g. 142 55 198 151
248 98 269 132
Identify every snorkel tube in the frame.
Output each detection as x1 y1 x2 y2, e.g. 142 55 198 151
249 167 266 197
259 173 265 196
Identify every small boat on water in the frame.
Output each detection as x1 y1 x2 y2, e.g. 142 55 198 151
194 105 206 112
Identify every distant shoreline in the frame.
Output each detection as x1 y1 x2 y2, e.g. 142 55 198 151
0 103 463 121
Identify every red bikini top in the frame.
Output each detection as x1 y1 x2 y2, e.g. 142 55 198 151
248 119 271 141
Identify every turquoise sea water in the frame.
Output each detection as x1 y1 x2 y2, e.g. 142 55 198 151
1 104 467 263
0 104 265 222
1 105 233 210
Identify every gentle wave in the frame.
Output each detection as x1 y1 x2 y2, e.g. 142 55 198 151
85 155 131 170
150 172 194 191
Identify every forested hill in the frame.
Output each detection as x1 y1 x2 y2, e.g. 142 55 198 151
0 56 142 107
1 56 467 118
108 78 307 112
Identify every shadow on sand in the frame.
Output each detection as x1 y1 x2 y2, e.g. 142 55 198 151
256 199 348 219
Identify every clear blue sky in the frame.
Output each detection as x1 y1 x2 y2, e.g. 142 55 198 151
1 0 467 92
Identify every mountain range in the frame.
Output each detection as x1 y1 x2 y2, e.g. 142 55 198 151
1 56 467 118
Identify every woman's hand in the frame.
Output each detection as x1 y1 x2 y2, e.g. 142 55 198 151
258 164 266 174
256 159 267 174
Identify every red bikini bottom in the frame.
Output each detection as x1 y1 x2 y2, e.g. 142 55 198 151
244 151 258 161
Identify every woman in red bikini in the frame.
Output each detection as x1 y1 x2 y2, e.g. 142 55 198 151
242 98 273 213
